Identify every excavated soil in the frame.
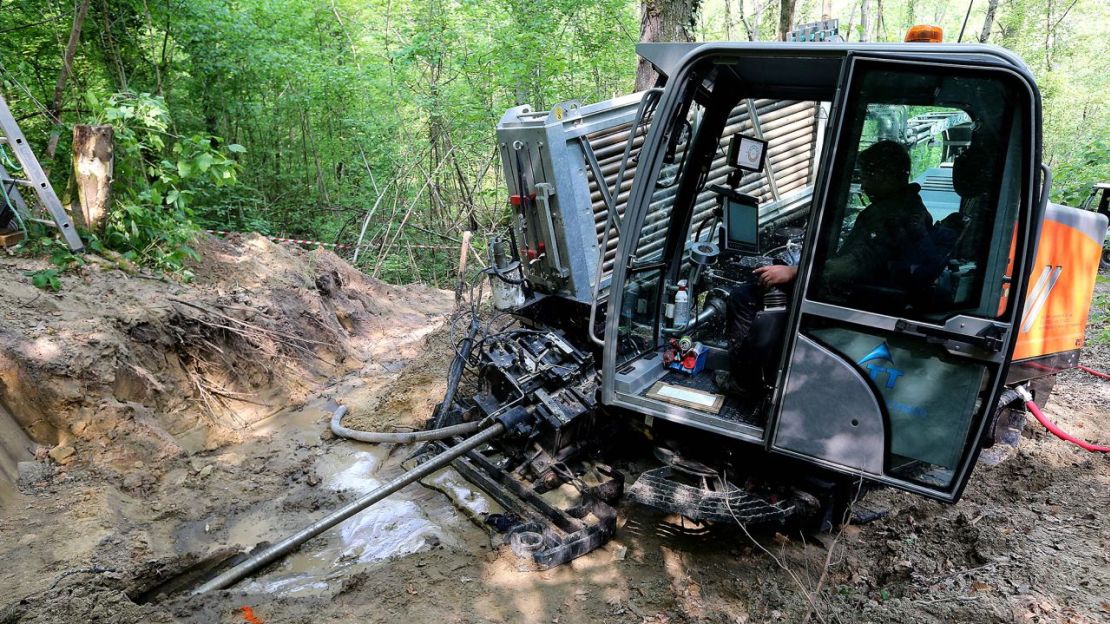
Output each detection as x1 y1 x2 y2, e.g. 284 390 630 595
0 241 1107 623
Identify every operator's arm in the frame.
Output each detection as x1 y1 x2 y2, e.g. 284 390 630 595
753 264 797 287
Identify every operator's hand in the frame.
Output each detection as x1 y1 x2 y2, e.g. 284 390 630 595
754 264 797 288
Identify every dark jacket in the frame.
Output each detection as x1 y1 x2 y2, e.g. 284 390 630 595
822 183 933 296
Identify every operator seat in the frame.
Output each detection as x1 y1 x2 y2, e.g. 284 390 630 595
920 143 1000 308
727 280 792 398
949 143 999 260
884 144 999 311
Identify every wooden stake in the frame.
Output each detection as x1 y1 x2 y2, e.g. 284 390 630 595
72 124 114 232
455 230 472 305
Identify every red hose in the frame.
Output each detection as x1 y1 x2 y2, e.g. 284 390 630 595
1024 400 1110 453
1077 365 1110 381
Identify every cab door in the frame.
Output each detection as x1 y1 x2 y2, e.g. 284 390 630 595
768 54 1041 502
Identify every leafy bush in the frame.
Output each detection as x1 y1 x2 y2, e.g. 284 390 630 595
1089 277 1110 347
1051 143 1110 207
90 92 244 277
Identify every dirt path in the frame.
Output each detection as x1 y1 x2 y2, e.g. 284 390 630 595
1 249 1106 623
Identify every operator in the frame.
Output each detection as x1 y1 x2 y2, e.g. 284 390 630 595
720 140 932 394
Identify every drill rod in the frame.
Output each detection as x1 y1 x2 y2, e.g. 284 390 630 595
191 422 506 594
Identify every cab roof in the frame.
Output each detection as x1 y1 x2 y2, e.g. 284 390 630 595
636 42 1034 89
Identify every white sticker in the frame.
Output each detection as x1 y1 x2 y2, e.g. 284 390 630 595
657 385 717 408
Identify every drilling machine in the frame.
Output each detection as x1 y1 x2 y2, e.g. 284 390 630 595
194 31 1109 593
452 33 1107 567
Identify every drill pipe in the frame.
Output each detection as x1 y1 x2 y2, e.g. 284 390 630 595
190 422 506 594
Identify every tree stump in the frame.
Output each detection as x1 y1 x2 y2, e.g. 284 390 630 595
72 124 113 232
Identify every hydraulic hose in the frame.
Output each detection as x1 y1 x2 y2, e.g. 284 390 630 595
191 421 507 594
330 405 482 444
1015 385 1110 453
432 315 480 428
1077 365 1110 381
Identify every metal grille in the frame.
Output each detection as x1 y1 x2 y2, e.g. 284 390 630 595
586 99 819 277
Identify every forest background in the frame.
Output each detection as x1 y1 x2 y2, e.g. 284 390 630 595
1 0 1106 284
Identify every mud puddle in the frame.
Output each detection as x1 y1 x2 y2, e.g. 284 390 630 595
176 408 499 598
247 445 496 596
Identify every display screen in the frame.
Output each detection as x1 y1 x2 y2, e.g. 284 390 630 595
725 197 760 252
727 134 768 172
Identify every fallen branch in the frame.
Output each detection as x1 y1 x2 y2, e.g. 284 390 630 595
726 486 828 623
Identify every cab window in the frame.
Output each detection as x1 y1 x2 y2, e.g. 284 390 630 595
809 68 1023 322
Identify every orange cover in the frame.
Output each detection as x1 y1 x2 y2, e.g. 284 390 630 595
1013 209 1105 360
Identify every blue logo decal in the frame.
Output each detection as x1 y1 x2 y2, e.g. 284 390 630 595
857 342 904 389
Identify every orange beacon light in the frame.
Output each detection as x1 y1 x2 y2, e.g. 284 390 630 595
905 24 944 43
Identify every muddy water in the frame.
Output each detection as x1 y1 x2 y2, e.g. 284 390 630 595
0 404 33 508
237 444 497 596
188 389 498 597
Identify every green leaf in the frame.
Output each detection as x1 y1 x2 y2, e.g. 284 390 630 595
177 160 192 177
28 269 61 291
195 153 214 172
166 189 180 205
227 143 246 153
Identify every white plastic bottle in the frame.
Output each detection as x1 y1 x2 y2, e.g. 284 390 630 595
673 280 690 328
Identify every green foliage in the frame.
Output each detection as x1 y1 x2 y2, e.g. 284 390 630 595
1051 144 1110 207
27 268 62 291
90 92 242 276
20 237 85 291
0 0 1105 287
1089 277 1110 347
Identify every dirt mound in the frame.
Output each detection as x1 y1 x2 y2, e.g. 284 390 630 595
0 233 452 478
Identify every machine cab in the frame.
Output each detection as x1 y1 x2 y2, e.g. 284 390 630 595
601 43 1042 502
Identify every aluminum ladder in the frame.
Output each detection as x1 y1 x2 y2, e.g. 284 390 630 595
0 90 84 251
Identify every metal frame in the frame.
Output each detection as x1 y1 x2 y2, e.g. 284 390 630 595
496 94 647 304
441 443 617 569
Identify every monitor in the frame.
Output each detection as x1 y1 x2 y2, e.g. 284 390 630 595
722 191 761 254
727 134 768 172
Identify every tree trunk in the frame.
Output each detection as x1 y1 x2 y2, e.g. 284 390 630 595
859 0 871 42
739 0 772 41
99 0 128 90
778 0 797 41
635 0 701 91
724 0 731 40
71 124 113 232
979 0 999 43
45 0 91 159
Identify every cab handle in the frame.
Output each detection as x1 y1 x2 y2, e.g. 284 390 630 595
893 319 1005 353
